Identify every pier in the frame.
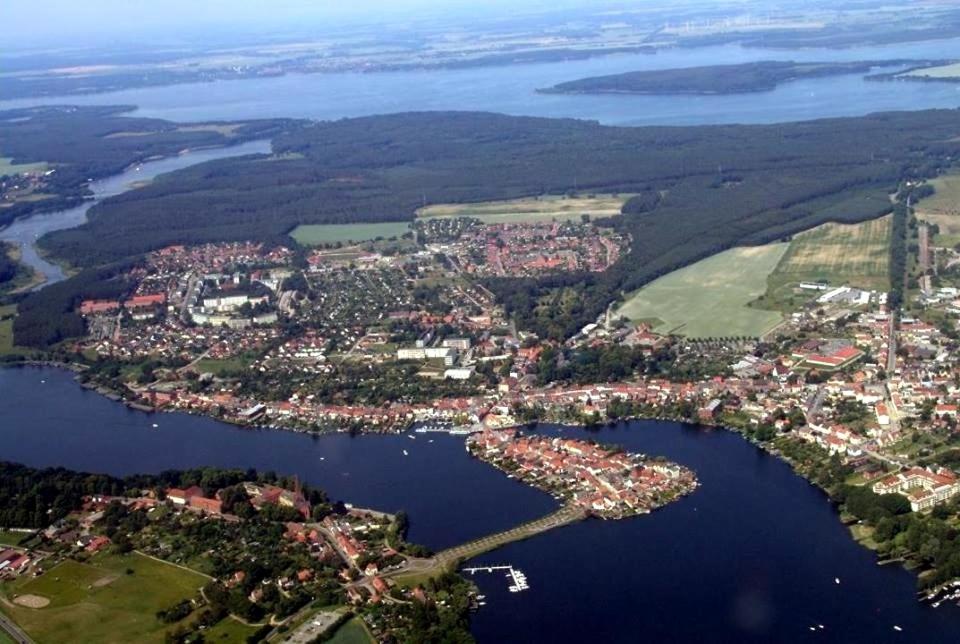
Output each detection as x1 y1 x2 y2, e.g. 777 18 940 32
462 565 530 592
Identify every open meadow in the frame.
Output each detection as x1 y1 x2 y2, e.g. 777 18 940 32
616 244 787 338
761 216 891 309
416 194 629 224
290 222 412 246
0 552 208 644
0 157 47 176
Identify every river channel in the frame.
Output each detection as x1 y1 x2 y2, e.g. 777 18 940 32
0 139 271 287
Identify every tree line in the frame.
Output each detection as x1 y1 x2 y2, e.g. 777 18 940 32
22 108 960 343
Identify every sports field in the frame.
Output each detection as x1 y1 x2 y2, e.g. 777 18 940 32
616 244 787 338
916 172 960 245
766 216 891 297
416 194 629 224
0 552 208 644
290 222 411 246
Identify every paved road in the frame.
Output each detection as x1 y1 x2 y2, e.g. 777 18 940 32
0 609 34 644
919 223 931 294
886 313 897 376
282 610 345 644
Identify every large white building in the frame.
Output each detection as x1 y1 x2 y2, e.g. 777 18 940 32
397 346 458 365
873 467 959 511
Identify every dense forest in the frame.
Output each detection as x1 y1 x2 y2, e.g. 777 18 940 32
0 105 291 228
538 60 924 95
12 259 140 348
32 108 960 340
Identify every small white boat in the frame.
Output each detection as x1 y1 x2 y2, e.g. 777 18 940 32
818 625 825 630
403 449 409 456
893 625 903 632
319 457 325 461
835 577 840 585
151 423 159 428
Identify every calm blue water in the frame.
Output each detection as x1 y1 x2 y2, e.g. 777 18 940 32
2 366 959 642
3 41 960 125
0 139 271 286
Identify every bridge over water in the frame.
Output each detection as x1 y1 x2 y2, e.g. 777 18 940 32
386 504 588 583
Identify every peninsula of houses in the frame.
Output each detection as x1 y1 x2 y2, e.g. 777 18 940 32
466 429 698 518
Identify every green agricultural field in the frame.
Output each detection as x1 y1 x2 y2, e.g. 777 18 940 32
290 222 412 246
903 62 960 79
0 157 47 176
416 193 630 224
327 617 375 644
0 552 208 644
0 304 35 359
0 531 28 547
616 244 787 338
762 217 891 308
916 172 960 245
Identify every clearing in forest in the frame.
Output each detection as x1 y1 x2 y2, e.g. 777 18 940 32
616 244 787 338
290 222 412 245
415 194 630 224
0 157 47 176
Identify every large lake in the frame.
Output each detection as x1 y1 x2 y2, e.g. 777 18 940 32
2 365 959 643
2 40 960 126
5 34 960 642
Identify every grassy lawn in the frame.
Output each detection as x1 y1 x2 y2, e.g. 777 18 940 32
290 222 412 246
0 157 47 176
327 617 374 644
0 531 29 547
416 193 630 224
202 616 259 643
0 552 208 644
616 244 787 338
